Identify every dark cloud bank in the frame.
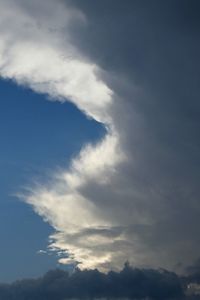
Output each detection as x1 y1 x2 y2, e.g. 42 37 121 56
1 264 200 300
61 0 200 270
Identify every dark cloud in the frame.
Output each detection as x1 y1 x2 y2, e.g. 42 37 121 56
185 259 200 282
59 0 200 270
0 264 185 300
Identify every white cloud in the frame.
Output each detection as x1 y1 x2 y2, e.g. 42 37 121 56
0 0 126 270
0 0 112 123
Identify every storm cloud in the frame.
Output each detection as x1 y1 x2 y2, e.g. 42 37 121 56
0 265 184 300
0 0 200 272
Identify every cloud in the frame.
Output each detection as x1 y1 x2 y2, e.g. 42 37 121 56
0 265 184 300
1 0 200 272
0 0 112 123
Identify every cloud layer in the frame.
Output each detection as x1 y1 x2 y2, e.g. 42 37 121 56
0 265 185 300
1 0 200 272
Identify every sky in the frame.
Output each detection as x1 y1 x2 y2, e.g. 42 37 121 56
0 0 200 286
0 79 105 281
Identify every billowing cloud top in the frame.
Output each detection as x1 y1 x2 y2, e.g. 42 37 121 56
1 0 200 272
0 265 185 300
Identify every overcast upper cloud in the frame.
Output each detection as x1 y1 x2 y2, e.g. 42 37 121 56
0 0 200 273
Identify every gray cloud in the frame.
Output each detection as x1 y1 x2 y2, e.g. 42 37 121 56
62 0 200 271
0 265 184 300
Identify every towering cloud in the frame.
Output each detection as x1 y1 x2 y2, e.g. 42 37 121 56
0 0 200 272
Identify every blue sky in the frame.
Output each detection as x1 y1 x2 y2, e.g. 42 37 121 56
0 79 105 281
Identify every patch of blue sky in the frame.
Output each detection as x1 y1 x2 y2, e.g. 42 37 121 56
0 78 106 281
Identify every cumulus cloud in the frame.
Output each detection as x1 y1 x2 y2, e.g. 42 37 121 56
1 0 200 272
0 265 184 300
